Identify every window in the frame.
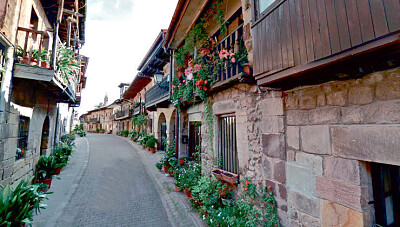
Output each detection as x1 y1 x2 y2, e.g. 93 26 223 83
218 115 238 174
17 116 30 160
258 0 274 14
371 163 400 227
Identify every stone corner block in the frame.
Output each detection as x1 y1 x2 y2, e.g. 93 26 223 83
261 134 285 160
289 191 320 218
316 176 362 212
322 200 364 227
286 162 316 196
286 126 300 150
300 125 331 155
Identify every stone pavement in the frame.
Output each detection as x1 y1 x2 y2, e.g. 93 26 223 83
33 134 204 227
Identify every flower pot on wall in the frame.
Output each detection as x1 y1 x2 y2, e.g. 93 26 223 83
212 169 223 180
221 171 238 185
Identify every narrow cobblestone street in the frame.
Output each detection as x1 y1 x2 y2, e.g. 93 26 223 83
34 134 185 226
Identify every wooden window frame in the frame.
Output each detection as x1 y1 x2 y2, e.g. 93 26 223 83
251 0 286 26
371 163 400 227
218 114 239 174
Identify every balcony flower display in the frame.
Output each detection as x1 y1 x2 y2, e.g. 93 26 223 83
171 36 248 109
56 46 82 85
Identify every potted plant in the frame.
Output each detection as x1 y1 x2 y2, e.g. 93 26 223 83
0 178 49 225
35 156 63 191
146 136 157 153
179 157 187 165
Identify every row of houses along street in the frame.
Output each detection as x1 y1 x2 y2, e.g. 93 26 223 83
80 0 400 226
1 0 400 226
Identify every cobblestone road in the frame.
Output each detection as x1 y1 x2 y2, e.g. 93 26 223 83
56 134 172 226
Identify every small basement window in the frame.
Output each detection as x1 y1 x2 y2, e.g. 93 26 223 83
371 163 400 226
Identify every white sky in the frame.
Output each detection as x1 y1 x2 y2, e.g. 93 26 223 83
78 0 178 116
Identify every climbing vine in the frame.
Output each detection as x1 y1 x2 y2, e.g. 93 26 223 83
171 0 248 163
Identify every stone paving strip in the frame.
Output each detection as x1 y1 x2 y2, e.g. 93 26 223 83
120 136 206 227
33 136 90 227
33 134 205 227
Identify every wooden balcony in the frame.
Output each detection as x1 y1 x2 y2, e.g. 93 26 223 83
145 78 170 111
252 0 400 86
12 27 80 104
212 24 253 91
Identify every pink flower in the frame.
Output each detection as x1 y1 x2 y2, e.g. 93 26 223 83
193 64 202 73
173 85 176 88
219 49 229 59
183 80 185 83
187 73 193 81
185 67 193 76
231 57 236 63
230 52 235 58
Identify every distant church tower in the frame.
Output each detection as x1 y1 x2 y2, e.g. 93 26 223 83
104 93 108 106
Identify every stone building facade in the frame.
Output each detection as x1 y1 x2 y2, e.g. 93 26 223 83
0 0 88 186
164 0 400 226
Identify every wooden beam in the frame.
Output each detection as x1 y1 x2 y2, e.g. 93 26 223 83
256 33 400 86
63 9 83 17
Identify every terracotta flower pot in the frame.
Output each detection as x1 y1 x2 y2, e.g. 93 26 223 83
222 171 238 185
212 169 223 180
40 61 50 68
150 147 156 153
54 166 62 175
174 184 181 192
164 166 169 174
22 56 29 65
179 158 185 165
39 178 52 191
146 146 151 151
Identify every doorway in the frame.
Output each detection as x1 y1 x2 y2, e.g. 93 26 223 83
40 116 50 156
189 122 201 162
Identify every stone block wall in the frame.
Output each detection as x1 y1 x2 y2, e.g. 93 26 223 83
283 67 400 226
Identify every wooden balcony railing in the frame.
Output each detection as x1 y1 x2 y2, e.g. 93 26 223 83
15 27 81 100
16 27 51 68
145 78 170 108
214 24 245 84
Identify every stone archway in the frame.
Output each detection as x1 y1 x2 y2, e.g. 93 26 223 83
158 113 167 150
40 116 50 156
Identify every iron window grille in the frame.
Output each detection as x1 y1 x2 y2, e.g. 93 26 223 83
218 115 238 174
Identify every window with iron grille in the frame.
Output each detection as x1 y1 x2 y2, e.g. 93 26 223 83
371 163 400 227
218 115 238 174
16 116 30 160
